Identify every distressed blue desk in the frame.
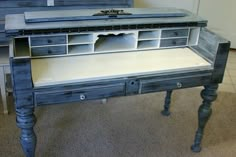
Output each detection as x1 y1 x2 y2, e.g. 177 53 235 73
5 8 230 157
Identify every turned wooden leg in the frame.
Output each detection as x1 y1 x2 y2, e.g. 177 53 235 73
161 90 173 116
191 84 218 152
16 107 37 157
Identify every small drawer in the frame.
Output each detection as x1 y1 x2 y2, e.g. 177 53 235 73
140 75 211 94
30 35 66 46
161 29 189 38
35 83 125 106
160 38 187 47
31 46 66 56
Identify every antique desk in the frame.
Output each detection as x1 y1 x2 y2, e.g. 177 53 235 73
5 8 230 157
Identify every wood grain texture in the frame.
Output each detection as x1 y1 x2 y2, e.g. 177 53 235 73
140 74 211 94
30 35 66 46
191 84 218 152
31 48 212 87
10 58 33 91
190 28 230 83
54 0 133 7
160 38 187 47
0 0 47 8
31 46 66 56
35 83 125 106
5 8 207 33
161 28 189 38
0 0 133 8
24 9 187 23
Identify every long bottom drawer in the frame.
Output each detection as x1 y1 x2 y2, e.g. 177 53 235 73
34 83 125 106
140 74 211 94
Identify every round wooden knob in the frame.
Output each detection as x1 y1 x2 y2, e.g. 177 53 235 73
174 32 178 36
47 39 52 43
176 82 182 88
48 50 52 54
172 41 177 45
80 94 86 100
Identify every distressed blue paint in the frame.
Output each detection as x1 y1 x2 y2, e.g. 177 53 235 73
6 8 230 157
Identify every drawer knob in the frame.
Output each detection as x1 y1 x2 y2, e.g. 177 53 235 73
48 50 52 54
174 32 178 36
172 41 177 45
176 82 182 88
47 39 52 43
80 94 86 100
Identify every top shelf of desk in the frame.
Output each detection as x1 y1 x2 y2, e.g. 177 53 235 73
13 27 200 59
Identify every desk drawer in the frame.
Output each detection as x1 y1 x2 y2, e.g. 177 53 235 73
35 83 125 106
30 35 66 46
160 38 187 47
161 29 189 38
31 46 66 56
140 75 211 94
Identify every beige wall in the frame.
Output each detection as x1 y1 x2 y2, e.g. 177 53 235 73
199 0 235 48
134 0 199 13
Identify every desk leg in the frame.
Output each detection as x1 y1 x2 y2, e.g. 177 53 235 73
0 67 8 114
16 107 37 157
161 90 173 116
191 84 218 152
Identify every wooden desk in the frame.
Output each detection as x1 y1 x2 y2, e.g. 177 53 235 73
5 8 230 157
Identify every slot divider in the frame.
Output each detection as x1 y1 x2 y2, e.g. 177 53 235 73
161 36 189 40
66 34 69 54
138 38 160 41
68 42 94 46
31 44 68 48
186 28 190 46
28 37 32 57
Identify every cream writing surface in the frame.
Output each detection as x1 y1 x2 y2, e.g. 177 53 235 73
31 48 211 87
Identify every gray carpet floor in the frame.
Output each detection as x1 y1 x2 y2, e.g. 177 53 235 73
0 88 236 157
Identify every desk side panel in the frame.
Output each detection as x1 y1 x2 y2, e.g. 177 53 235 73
191 28 230 83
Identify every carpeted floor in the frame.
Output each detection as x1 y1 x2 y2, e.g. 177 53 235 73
0 88 236 157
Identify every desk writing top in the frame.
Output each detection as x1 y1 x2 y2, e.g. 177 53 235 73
31 48 211 87
5 8 207 34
